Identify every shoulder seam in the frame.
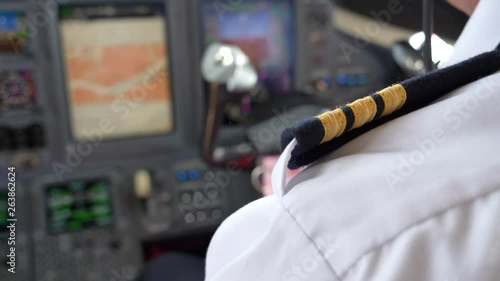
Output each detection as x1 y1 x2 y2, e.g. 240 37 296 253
339 187 500 280
279 199 341 281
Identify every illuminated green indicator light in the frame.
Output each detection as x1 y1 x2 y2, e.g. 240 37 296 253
69 182 85 191
90 190 110 202
96 217 113 226
50 204 72 211
0 211 7 223
67 221 82 231
73 210 93 221
60 7 72 18
92 205 111 217
90 182 108 191
50 189 69 195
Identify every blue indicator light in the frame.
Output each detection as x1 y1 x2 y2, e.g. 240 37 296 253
336 74 348 85
347 75 357 86
356 75 368 86
176 171 188 182
188 170 200 181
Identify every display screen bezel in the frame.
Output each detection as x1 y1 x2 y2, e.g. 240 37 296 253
46 0 200 163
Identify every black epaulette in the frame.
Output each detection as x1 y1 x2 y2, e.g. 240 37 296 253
282 43 500 170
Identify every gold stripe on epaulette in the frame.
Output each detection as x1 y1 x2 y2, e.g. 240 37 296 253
318 108 347 144
377 84 407 117
348 96 377 130
318 84 406 145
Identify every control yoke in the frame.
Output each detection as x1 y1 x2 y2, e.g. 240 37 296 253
200 43 258 166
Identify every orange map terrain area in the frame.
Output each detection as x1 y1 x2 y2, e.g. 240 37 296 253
61 17 174 139
65 44 171 105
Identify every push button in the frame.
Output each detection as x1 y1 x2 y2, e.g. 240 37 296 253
336 74 348 86
176 171 188 182
184 213 195 224
347 75 357 86
192 192 209 209
196 211 207 222
205 186 220 200
188 170 200 181
356 75 368 86
212 209 223 220
180 193 192 204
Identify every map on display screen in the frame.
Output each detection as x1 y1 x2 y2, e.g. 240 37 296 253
59 4 174 140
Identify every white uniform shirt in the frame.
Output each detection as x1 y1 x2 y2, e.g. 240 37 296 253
205 0 500 280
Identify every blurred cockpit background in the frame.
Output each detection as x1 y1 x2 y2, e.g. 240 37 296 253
0 1 467 280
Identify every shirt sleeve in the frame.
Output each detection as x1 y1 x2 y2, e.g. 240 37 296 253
205 196 340 281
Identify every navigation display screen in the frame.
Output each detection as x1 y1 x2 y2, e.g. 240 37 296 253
45 180 113 234
59 4 174 140
0 11 28 53
201 0 295 94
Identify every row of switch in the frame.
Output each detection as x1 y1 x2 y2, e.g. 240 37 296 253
0 124 45 151
311 74 369 93
180 188 220 207
336 74 369 87
176 165 224 225
176 169 201 182
184 209 223 224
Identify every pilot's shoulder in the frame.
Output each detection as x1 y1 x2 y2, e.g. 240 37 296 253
206 196 340 281
277 80 500 274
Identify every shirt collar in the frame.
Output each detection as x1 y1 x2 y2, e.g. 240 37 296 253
441 0 500 68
